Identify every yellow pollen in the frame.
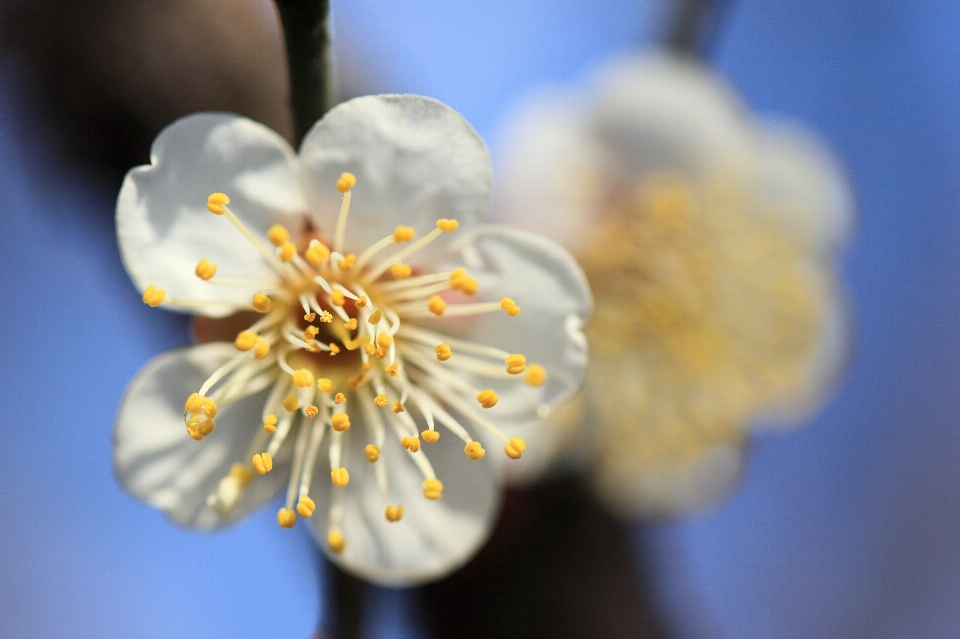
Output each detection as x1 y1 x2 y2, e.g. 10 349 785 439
449 269 478 295
330 290 345 306
230 463 254 487
374 394 388 407
320 311 334 323
282 395 300 412
525 364 546 386
384 362 399 377
393 226 415 242
331 413 351 432
304 312 317 322
368 309 383 324
505 353 526 374
336 172 356 193
364 444 380 462
304 326 320 339
277 507 297 528
292 369 315 388
504 436 527 460
234 330 258 351
252 293 271 313
375 347 388 359
422 430 440 443
464 441 486 460
392 401 404 413
345 318 358 330
329 343 341 356
206 192 229 215
267 224 290 247
434 344 452 361
334 392 346 405
296 495 316 518
304 405 319 418
195 259 217 280
476 389 499 409
436 219 459 232
305 240 331 266
428 295 446 316
263 414 278 433
401 436 421 453
253 337 271 359
338 254 357 270
185 393 217 417
278 241 297 262
422 479 443 500
348 372 366 388
390 263 413 279
500 298 521 316
328 529 346 553
363 343 377 355
142 285 166 307
317 378 334 393
252 452 273 474
385 505 404 522
331 467 350 487
355 296 368 308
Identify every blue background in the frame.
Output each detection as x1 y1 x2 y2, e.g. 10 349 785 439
3 1 960 638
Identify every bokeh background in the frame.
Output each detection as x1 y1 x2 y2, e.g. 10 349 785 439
3 1 960 638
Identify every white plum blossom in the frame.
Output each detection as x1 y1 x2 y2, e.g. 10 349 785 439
113 94 591 586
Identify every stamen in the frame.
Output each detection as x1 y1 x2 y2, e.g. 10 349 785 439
297 495 316 518
293 369 315 388
385 505 404 522
390 263 413 279
253 338 271 359
278 242 297 262
504 436 527 460
142 285 165 307
252 452 273 474
365 444 380 462
434 344 452 361
505 354 526 374
263 414 278 433
464 441 486 460
476 389 499 408
500 298 521 316
328 529 346 553
374 394 388 407
450 268 478 295
235 331 258 351
282 395 300 412
401 436 421 452
338 254 357 270
207 194 287 274
428 295 446 316
422 479 443 500
422 430 440 443
392 401 404 413
317 378 335 393
436 219 459 232
304 405 319 417
252 293 272 313
267 224 290 247
393 226 415 242
331 413 351 432
398 325 511 360
334 392 346 404
331 467 350 486
305 240 331 267
525 364 547 386
333 173 356 254
277 508 297 528
195 259 217 280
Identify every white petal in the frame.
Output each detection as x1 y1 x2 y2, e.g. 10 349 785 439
117 113 307 317
114 343 290 529
298 95 492 259
418 225 592 426
309 423 502 587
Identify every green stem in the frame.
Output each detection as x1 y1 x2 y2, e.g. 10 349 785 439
274 0 331 146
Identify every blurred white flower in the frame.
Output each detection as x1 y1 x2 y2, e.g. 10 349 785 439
113 95 591 585
495 54 851 517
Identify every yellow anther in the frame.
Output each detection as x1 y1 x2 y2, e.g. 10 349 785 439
331 413 351 432
235 330 258 351
393 226 416 242
392 401 404 413
374 394 388 407
336 172 356 193
277 507 297 529
319 311 334 323
504 436 527 460
230 463 255 487
436 218 459 232
422 430 440 443
334 392 346 405
390 263 413 279
338 254 357 270
304 405 319 418
476 389 499 409
282 395 300 412
304 312 317 322
293 369 315 388
464 441 486 460
250 293 272 313
253 337 270 359
348 372 367 389
329 343 341 356
206 192 229 215
375 347 388 360
385 505 404 522
267 224 290 247
317 378 334 393
422 479 444 500
345 318 358 330
449 269 478 295
363 343 377 355
500 298 521 316
296 495 316 518
331 467 350 487
330 289 345 306
505 353 527 374
142 285 166 307
384 362 399 377
328 529 346 553
305 240 331 266
355 296 368 308
365 444 380 462
368 309 383 324
376 332 392 349
195 258 217 280
361 362 372 371
252 452 273 475
184 393 204 414
428 295 446 316
402 436 421 453
525 364 546 386
263 414 278 433
304 326 320 339
434 344 452 361
278 241 297 262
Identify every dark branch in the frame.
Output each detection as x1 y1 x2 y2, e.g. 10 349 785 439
274 0 330 146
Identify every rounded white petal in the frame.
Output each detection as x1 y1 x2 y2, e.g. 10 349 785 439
114 343 290 529
416 225 592 426
117 113 307 317
309 422 502 587
298 95 492 258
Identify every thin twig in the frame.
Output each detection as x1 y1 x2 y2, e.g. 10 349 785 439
274 0 331 145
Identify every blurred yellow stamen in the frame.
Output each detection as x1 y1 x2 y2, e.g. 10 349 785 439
297 495 316 518
282 395 300 412
252 293 271 313
142 285 165 307
365 444 380 462
401 436 420 452
436 219 459 232
422 430 439 443
293 369 314 388
252 453 273 475
234 330 258 351
390 263 412 279
277 508 297 528
428 295 446 316
505 353 526 374
435 344 452 361
195 259 217 280
331 413 350 432
263 414 278 433
328 529 345 553
393 226 415 242
317 378 334 393
525 364 546 386
422 479 443 500
476 389 498 408
504 436 527 460
385 505 404 522
465 441 486 460
331 468 350 487
206 192 229 215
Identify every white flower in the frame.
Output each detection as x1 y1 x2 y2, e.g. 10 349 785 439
494 54 851 517
113 95 591 586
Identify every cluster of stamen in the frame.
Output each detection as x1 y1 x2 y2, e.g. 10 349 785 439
145 173 548 555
